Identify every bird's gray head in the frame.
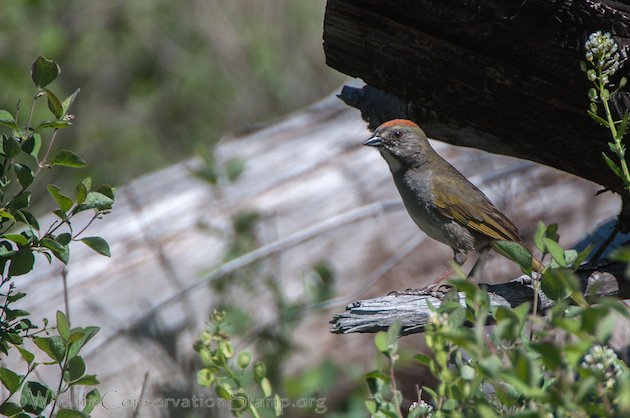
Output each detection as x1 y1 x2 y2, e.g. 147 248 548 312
363 119 432 170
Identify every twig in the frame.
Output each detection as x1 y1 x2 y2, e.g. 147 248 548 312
132 372 150 418
62 267 70 325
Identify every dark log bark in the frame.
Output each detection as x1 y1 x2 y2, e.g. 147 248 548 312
323 0 630 229
330 263 623 335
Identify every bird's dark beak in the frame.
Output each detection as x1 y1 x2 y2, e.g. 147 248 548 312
363 134 383 147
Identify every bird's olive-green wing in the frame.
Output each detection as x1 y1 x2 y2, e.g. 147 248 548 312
432 173 521 243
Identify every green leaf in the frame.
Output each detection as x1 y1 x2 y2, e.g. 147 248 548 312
226 158 246 182
35 119 72 131
534 221 546 253
492 240 533 274
67 326 99 359
76 182 88 205
0 209 15 220
543 237 567 267
62 88 80 117
273 393 283 416
602 152 623 178
541 268 579 302
215 384 232 400
545 223 559 241
374 331 389 354
41 237 69 264
609 141 621 156
77 191 113 212
531 343 563 370
34 336 66 363
72 374 99 386
617 110 630 141
20 381 53 414
14 164 34 189
387 321 402 348
414 353 431 366
479 354 503 377
0 402 22 416
81 237 111 257
563 249 578 267
57 233 72 245
95 184 115 200
364 400 377 415
575 243 594 267
588 110 609 127
7 291 27 303
253 361 266 382
15 210 39 230
50 150 87 168
56 310 70 341
17 346 35 365
65 356 86 382
260 377 272 397
81 177 92 191
8 191 31 211
57 409 89 418
0 110 17 130
237 351 251 368
30 56 60 88
41 88 63 119
21 132 41 157
9 250 35 276
53 209 67 220
5 233 30 246
47 184 73 212
3 136 21 159
82 389 101 415
0 367 21 392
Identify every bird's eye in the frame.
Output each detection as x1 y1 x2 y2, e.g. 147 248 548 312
393 130 402 139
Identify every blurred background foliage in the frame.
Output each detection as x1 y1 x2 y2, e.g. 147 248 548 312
0 0 344 204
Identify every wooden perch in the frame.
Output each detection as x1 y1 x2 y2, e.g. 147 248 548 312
323 0 630 229
330 264 623 335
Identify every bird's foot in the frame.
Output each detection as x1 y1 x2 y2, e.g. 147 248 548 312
388 284 451 299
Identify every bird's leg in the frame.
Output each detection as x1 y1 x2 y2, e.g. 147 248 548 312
389 250 465 297
467 246 490 283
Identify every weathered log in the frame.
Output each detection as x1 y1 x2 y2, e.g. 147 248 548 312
323 0 630 228
330 265 622 335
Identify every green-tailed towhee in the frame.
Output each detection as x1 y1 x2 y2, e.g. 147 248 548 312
364 119 540 288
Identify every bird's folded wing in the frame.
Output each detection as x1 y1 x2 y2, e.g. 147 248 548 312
432 174 521 243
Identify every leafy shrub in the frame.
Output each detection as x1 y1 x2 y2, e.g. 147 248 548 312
0 57 114 417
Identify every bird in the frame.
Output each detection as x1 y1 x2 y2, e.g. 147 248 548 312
363 118 541 293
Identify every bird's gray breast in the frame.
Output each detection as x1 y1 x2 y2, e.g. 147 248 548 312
393 168 475 253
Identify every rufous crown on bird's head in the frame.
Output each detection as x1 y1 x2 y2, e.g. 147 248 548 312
378 119 419 130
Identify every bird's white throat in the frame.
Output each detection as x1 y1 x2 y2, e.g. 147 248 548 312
380 149 403 173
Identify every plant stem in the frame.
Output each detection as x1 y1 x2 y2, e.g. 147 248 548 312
600 74 630 190
389 359 404 418
35 128 60 177
25 96 37 133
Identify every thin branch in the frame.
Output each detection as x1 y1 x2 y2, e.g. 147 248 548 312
132 372 150 418
330 268 621 335
62 267 70 325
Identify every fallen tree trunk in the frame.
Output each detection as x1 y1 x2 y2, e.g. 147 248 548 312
323 0 630 228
